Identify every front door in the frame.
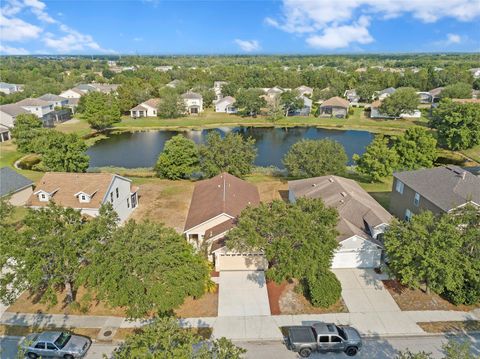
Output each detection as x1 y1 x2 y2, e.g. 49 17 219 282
190 107 198 114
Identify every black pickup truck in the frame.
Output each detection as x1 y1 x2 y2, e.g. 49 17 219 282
284 322 362 357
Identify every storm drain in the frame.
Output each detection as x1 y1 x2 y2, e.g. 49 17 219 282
97 326 117 341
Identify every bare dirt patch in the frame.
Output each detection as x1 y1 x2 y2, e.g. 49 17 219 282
175 286 218 318
130 180 194 232
268 280 348 315
384 280 480 311
417 321 480 334
245 175 288 203
7 286 127 317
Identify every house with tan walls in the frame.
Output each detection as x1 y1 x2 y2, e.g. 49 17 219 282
183 172 267 271
27 172 138 223
129 98 161 118
0 167 34 206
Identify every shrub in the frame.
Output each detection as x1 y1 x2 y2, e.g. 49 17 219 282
17 154 41 170
306 270 341 308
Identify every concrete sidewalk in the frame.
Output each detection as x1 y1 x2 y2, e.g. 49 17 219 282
2 310 478 341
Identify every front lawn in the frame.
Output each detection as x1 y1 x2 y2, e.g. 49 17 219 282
174 285 218 318
383 280 480 311
417 321 480 334
461 144 480 163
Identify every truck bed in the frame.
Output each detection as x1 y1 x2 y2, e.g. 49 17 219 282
288 326 316 343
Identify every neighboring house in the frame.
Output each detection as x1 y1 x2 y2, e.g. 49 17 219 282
428 87 444 103
470 68 480 79
289 95 312 116
296 85 313 97
60 84 118 98
166 79 181 88
0 104 29 142
154 66 173 72
288 176 392 268
16 98 54 118
37 94 69 108
0 82 24 95
416 91 433 104
377 87 396 100
183 172 266 271
344 89 360 104
27 172 139 223
390 166 480 220
265 86 287 99
0 167 34 206
318 96 349 118
89 83 119 94
214 96 237 114
213 81 228 100
370 100 421 119
129 98 161 118
181 91 203 114
59 88 84 99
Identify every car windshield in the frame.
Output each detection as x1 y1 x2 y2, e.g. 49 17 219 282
337 326 347 340
54 332 71 349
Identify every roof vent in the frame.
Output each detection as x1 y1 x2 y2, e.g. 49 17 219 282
340 191 347 197
329 178 334 183
461 171 466 180
312 183 317 187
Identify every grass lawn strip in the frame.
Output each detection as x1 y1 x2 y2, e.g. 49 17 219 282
417 321 480 334
0 324 99 338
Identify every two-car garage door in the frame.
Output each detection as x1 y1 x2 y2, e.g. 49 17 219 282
331 249 382 268
215 253 268 271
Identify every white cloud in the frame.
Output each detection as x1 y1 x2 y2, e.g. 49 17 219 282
0 13 42 41
234 39 261 52
266 0 480 49
306 16 373 49
445 33 462 44
0 43 29 54
133 37 143 42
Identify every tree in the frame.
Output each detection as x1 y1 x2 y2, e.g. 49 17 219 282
441 82 472 99
10 113 44 153
40 132 90 173
393 127 437 170
306 270 342 308
280 90 303 116
384 212 465 295
235 88 266 117
157 91 185 118
111 317 246 359
80 92 121 130
155 135 199 179
194 87 215 109
199 132 256 178
227 198 339 284
430 99 480 150
82 221 210 318
379 87 419 117
0 203 117 305
283 139 347 178
395 339 475 359
221 82 239 97
353 136 399 182
266 97 285 122
356 83 377 102
117 79 153 113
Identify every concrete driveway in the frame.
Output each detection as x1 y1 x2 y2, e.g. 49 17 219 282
218 271 271 317
332 269 400 313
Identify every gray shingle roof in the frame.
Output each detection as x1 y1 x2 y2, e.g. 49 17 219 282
16 98 51 107
0 167 33 197
38 94 67 102
182 91 202 100
0 104 29 117
394 166 480 212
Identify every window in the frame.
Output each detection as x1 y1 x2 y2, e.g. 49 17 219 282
127 198 130 208
46 343 58 350
319 336 329 343
405 209 412 221
395 180 404 194
81 195 86 201
110 192 114 203
414 193 420 207
331 336 342 343
35 342 46 349
116 187 119 198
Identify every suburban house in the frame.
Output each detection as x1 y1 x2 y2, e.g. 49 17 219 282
344 89 360 104
0 82 24 95
289 95 312 116
318 96 349 118
288 176 392 268
470 68 480 79
390 165 480 220
89 83 119 94
154 65 173 72
0 167 34 206
0 104 29 142
377 87 396 100
370 100 421 119
27 172 139 223
60 84 119 99
416 91 433 104
214 96 237 114
60 87 84 99
183 172 267 271
264 86 287 100
129 98 161 118
37 94 69 108
213 81 228 100
296 85 313 97
16 98 54 119
182 91 203 114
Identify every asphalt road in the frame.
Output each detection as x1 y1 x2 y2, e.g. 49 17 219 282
1 334 479 359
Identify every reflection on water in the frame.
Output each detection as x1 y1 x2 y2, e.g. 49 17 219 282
87 127 374 169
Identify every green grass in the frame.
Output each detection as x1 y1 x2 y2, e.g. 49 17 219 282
113 108 429 136
0 141 43 182
56 117 92 136
461 144 480 163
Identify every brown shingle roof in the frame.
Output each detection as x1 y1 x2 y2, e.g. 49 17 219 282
371 100 382 108
184 173 260 231
27 172 121 209
288 176 392 242
320 96 349 109
143 98 161 108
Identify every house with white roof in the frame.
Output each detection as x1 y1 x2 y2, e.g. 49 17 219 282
0 82 24 95
214 96 237 114
130 98 161 118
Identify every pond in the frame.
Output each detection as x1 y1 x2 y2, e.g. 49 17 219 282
87 127 374 169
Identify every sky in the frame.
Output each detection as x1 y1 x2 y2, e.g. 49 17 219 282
0 0 479 55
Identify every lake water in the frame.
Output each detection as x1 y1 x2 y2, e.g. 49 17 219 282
87 127 374 169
